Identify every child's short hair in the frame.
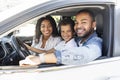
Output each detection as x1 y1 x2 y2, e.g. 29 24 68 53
58 18 75 36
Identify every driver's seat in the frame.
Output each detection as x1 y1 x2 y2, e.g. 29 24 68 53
95 14 108 58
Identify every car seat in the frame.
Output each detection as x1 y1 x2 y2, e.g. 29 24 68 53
96 14 108 58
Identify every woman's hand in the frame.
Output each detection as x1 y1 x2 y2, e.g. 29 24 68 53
24 43 31 50
19 55 41 67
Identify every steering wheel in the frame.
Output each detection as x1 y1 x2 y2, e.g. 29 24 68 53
11 36 31 59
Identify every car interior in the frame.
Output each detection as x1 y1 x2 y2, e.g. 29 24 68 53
0 4 114 68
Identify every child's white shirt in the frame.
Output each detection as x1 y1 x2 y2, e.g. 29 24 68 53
54 38 77 51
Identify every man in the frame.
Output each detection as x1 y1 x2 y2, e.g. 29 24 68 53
19 9 102 66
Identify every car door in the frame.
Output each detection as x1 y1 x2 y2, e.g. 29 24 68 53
0 0 120 80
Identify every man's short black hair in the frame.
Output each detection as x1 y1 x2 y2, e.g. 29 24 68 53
76 9 95 21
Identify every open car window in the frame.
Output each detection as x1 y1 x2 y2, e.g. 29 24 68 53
0 1 114 72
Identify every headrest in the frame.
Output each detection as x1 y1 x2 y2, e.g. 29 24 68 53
95 14 103 37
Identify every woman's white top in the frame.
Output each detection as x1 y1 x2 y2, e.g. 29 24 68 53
31 35 61 54
54 38 77 52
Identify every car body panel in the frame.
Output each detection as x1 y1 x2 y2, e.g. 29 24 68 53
0 57 120 80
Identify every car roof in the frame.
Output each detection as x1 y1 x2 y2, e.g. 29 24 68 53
0 0 116 18
0 0 116 22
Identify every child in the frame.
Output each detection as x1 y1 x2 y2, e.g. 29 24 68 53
47 18 77 53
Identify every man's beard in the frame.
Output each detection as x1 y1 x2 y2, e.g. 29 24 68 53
78 28 94 39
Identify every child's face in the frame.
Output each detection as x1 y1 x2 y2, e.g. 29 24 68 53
61 24 73 42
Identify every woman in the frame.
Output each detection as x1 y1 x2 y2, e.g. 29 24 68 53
25 16 61 55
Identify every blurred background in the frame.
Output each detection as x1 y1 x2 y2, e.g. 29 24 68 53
0 0 50 12
0 0 28 12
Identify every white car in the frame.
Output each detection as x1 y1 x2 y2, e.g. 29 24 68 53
0 0 120 80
